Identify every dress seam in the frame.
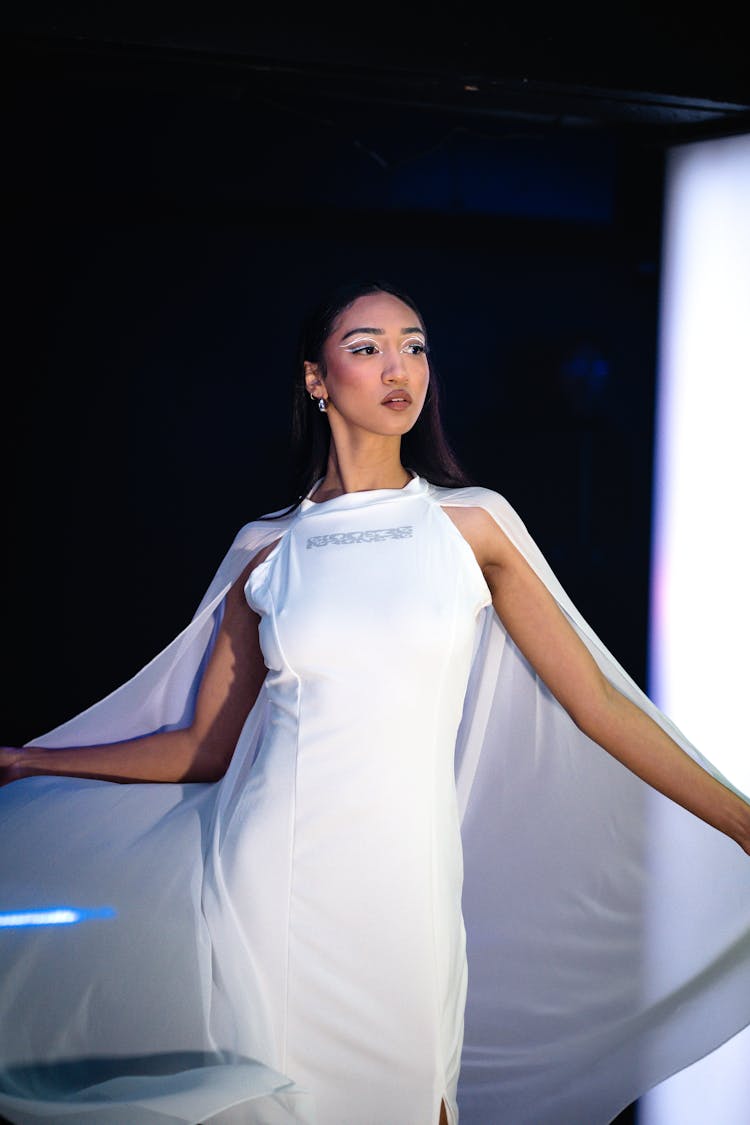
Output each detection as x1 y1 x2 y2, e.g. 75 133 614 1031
430 523 463 1121
255 534 300 1075
282 663 302 1074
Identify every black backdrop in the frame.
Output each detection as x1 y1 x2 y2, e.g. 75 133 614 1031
5 59 666 745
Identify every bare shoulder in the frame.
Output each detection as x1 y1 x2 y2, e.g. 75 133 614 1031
249 538 282 571
225 538 282 613
440 505 512 570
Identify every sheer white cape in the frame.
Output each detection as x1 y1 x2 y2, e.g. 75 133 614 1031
1 482 748 1125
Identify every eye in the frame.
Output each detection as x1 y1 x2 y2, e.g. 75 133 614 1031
402 341 427 356
349 344 381 356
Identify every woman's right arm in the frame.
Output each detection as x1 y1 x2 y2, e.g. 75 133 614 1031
0 549 273 786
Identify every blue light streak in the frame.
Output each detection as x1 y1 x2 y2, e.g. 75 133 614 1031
0 906 116 928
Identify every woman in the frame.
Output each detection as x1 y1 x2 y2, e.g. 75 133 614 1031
1 280 749 1125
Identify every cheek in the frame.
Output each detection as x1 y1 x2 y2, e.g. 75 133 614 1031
322 352 364 394
335 366 367 391
327 371 371 410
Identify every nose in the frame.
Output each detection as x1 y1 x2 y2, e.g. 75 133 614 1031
381 346 408 382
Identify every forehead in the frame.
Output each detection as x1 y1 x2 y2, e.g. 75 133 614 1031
331 292 424 336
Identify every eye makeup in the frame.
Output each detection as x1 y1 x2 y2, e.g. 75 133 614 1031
401 335 427 353
338 333 427 353
338 336 380 351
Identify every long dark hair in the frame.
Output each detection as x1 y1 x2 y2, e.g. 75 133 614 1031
270 279 473 516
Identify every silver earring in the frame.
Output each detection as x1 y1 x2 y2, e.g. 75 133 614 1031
317 397 328 414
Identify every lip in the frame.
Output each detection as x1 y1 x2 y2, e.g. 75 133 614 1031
381 391 412 409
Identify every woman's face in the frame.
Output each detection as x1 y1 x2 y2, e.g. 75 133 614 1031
305 292 430 437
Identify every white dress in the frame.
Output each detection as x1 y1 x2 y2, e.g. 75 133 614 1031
237 480 490 1124
1 475 749 1125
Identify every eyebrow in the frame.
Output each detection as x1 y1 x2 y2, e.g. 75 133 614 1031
339 326 425 341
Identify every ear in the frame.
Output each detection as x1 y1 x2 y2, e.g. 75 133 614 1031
304 361 326 397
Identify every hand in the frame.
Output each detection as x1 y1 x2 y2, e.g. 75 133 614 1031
0 746 28 786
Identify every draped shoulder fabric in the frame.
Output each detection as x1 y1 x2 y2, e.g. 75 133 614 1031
1 480 748 1125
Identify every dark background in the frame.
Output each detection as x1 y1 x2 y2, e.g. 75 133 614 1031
4 11 750 1119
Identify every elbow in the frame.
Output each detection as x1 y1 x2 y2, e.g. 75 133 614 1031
201 756 231 783
177 729 232 784
192 735 235 783
185 746 232 784
566 676 619 745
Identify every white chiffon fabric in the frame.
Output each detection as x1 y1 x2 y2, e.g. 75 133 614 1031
1 477 749 1125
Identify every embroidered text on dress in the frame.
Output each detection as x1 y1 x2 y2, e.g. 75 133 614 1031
306 526 413 549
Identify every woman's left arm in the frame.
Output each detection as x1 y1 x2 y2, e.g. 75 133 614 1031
446 506 750 856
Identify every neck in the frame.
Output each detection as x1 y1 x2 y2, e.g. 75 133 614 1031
315 433 410 501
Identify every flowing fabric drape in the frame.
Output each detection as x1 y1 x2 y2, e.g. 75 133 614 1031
1 483 748 1124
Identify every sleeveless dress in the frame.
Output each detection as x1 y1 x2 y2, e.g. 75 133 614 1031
237 477 490 1123
1 475 749 1125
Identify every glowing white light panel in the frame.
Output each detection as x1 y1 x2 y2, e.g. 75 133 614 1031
643 132 750 1125
0 906 115 927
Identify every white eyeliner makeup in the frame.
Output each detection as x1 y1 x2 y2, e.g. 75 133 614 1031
338 337 379 350
338 335 426 351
